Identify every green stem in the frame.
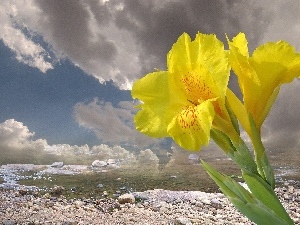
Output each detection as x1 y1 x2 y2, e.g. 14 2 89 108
211 128 258 175
248 114 275 188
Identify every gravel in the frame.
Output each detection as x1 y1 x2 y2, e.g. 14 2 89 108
0 185 299 225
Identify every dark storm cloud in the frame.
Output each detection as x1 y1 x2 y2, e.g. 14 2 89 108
2 0 272 88
35 0 117 63
108 0 271 98
263 80 300 152
112 0 271 73
260 1 300 50
85 0 113 26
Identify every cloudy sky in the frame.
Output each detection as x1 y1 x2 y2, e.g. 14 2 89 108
0 0 300 159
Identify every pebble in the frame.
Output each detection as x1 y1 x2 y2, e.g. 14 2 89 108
0 186 299 224
175 217 192 225
97 184 104 188
2 220 17 225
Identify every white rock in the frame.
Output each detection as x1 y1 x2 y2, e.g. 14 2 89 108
175 217 192 225
91 160 107 168
188 154 199 161
50 162 64 168
200 198 211 205
160 206 168 214
74 200 84 209
118 193 135 204
211 199 223 209
106 159 117 164
107 163 120 169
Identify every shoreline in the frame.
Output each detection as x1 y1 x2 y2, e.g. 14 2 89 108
1 162 299 197
1 185 299 225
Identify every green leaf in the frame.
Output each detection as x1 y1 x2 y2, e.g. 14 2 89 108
202 160 253 202
225 97 240 135
201 160 292 225
210 128 236 155
232 199 292 225
243 170 295 224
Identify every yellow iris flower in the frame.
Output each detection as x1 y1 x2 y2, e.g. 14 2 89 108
227 33 300 135
131 32 231 150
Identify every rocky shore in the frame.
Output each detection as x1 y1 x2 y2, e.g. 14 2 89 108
0 185 299 225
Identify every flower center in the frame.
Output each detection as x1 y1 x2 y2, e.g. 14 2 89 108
179 106 201 131
181 72 214 105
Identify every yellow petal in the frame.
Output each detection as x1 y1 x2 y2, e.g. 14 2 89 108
168 32 230 97
245 60 286 128
131 71 170 137
228 33 300 132
226 88 251 136
167 33 193 72
252 41 300 83
133 105 166 137
167 100 215 151
227 33 260 86
258 86 280 128
230 32 249 57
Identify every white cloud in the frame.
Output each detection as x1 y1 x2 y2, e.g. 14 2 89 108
0 0 54 72
0 118 158 166
73 98 162 147
0 119 47 150
137 149 159 164
44 144 90 156
136 149 160 171
90 144 135 160
42 141 161 169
